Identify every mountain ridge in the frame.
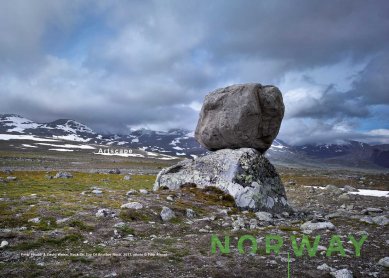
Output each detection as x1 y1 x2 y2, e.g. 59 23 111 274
1 114 388 169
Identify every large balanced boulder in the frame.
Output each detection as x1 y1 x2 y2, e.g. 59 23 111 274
195 83 284 153
154 148 290 212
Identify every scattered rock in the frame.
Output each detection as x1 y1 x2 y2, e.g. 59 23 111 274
126 190 137 196
0 240 9 248
186 209 196 219
360 215 388 226
113 222 126 228
123 175 131 181
160 207 175 221
6 176 17 181
330 269 353 278
28 217 40 223
57 217 70 224
121 202 143 210
377 257 389 268
324 185 343 195
166 195 174 202
343 185 358 192
194 83 284 152
232 217 245 231
139 189 148 194
300 221 335 234
361 208 383 215
54 172 73 179
371 215 388 226
249 218 258 229
108 169 121 174
96 209 116 218
92 189 103 194
255 211 273 222
154 148 290 212
360 216 373 224
339 193 351 200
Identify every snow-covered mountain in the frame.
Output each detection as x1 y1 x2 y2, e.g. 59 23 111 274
0 114 97 142
0 114 388 169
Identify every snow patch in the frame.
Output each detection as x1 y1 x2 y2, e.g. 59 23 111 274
22 144 37 148
49 148 74 152
37 143 95 149
0 134 58 142
349 189 389 197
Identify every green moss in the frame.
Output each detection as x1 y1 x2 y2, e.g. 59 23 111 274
33 217 58 231
68 220 94 232
118 225 135 235
181 186 235 208
119 209 152 222
12 233 84 251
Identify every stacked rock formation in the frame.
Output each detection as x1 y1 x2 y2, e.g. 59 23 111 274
154 83 290 212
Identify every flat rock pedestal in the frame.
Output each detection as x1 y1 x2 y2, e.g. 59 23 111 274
153 148 291 213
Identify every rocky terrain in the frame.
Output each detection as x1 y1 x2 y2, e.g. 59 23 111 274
0 167 388 277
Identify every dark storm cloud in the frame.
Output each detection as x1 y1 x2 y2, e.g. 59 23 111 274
350 54 389 105
0 0 388 143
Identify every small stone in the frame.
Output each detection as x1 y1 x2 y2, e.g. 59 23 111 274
361 208 383 215
92 189 103 194
54 172 73 179
123 175 131 181
6 176 17 181
126 190 137 196
160 207 175 221
123 235 135 241
317 263 336 272
28 217 40 223
120 202 143 210
186 209 196 219
360 216 373 224
57 217 70 224
96 209 115 218
343 185 358 192
317 245 327 251
232 217 245 230
339 193 351 200
300 221 335 234
255 211 273 222
324 185 343 195
371 215 388 226
0 240 9 248
330 269 353 278
108 169 121 174
378 257 389 268
139 189 148 194
166 195 174 202
113 222 126 228
249 218 258 229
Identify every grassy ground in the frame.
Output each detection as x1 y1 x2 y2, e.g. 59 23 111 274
0 150 388 277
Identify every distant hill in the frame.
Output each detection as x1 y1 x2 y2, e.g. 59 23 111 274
0 114 388 169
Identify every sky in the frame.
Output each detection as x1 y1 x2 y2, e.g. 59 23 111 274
0 0 388 145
